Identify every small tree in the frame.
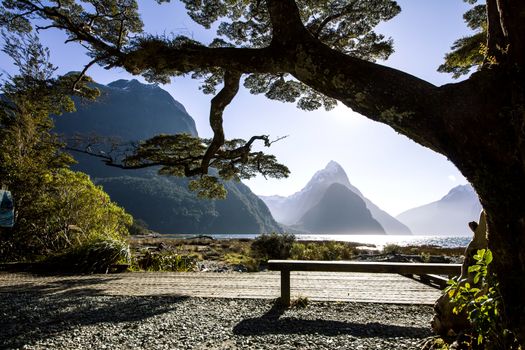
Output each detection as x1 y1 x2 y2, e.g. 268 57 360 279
0 33 130 261
251 232 295 260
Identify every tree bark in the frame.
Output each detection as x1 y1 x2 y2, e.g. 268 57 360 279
439 66 525 344
494 0 525 65
487 206 525 345
431 212 488 336
475 86 525 343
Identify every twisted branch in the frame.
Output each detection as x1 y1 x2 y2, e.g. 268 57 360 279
200 70 241 173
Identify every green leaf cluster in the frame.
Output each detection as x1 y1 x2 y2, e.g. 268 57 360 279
1 0 143 65
438 1 486 78
123 133 290 199
180 0 399 57
135 250 197 272
444 249 519 349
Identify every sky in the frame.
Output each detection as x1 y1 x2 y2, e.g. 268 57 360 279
1 0 476 216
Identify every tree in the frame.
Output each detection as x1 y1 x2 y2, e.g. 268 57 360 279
1 0 525 344
0 33 131 261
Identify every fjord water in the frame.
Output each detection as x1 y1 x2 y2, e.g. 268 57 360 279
165 233 471 249
291 234 472 249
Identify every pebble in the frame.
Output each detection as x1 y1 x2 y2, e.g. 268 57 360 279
0 293 434 349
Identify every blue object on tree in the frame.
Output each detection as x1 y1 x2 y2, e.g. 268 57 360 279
0 190 15 228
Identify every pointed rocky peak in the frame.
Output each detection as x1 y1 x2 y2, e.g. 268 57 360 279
297 183 385 234
305 160 351 189
325 160 345 172
259 161 411 234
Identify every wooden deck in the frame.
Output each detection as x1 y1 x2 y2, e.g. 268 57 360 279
0 271 443 304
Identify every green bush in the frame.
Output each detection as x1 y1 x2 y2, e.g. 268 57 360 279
223 253 259 272
1 169 132 262
445 249 519 349
44 236 130 273
250 233 295 260
382 243 402 255
136 251 197 272
290 241 356 260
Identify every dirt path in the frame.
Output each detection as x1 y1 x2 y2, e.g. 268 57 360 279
0 271 442 304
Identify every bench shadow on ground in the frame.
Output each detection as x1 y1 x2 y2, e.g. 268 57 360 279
0 277 188 349
233 300 432 339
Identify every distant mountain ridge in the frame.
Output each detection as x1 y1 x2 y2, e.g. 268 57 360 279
396 184 482 235
260 161 411 235
54 78 281 234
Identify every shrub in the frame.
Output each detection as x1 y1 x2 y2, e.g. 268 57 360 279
382 243 402 255
290 241 356 260
1 169 132 262
445 249 519 349
223 253 259 272
250 233 295 260
44 236 130 273
136 251 197 272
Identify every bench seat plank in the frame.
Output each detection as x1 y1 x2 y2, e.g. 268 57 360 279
268 260 461 276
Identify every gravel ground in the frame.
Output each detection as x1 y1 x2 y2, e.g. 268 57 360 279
0 292 435 349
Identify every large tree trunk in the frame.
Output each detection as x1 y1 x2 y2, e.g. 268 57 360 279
451 72 525 345
485 193 525 345
431 212 488 337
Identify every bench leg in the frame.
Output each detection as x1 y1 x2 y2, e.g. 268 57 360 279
281 270 290 306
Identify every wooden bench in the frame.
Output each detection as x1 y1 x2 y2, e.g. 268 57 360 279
267 260 462 305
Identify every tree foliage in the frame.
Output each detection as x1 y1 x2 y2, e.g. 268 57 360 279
0 33 131 261
438 0 487 78
445 249 520 349
179 0 400 108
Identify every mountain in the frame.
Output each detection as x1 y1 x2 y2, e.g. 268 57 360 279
298 183 385 234
53 78 281 234
396 184 482 235
95 175 280 234
58 78 198 140
260 161 411 235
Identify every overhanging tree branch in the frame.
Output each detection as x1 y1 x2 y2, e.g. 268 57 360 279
200 70 241 173
7 0 449 154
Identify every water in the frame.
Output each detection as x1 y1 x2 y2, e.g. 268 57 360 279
161 233 471 249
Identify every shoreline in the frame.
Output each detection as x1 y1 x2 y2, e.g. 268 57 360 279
134 233 471 246
129 236 465 273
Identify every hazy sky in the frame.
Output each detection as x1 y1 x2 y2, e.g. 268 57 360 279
1 0 476 216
